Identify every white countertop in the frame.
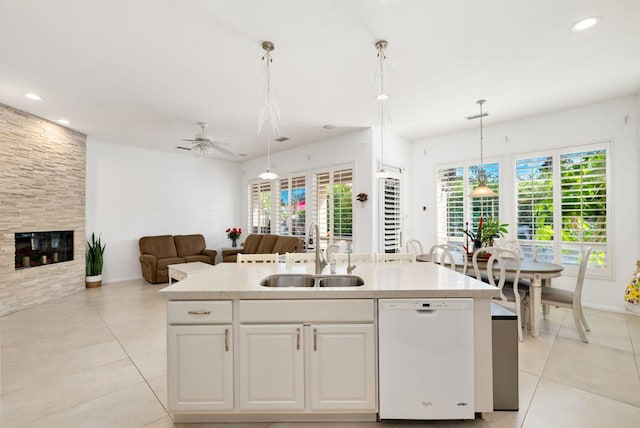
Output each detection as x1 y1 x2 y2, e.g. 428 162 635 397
159 262 499 300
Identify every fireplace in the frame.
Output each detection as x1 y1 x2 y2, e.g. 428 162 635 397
15 230 74 269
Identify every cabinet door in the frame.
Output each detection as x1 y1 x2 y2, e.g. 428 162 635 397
168 325 233 412
309 323 376 410
239 324 305 410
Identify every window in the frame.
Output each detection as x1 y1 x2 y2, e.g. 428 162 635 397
276 174 306 238
248 181 272 234
514 143 610 276
436 161 500 249
311 165 354 249
381 168 402 253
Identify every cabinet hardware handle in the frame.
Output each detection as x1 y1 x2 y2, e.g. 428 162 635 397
187 310 211 315
296 328 301 350
313 328 318 351
224 328 229 352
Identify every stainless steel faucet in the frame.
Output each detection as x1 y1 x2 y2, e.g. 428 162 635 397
308 222 327 274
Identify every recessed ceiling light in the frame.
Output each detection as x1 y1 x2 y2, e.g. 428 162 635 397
57 119 70 125
25 93 42 101
571 16 601 32
323 124 336 130
376 94 389 101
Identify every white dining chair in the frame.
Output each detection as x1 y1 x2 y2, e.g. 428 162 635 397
473 246 527 341
429 244 467 275
284 252 316 264
532 247 593 343
237 253 279 264
405 239 424 255
333 253 375 264
376 253 416 263
325 245 340 263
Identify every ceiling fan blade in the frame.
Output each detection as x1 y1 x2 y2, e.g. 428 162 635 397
182 138 197 142
212 143 237 158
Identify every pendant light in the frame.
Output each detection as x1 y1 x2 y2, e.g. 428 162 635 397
374 40 392 180
468 99 495 197
257 40 279 180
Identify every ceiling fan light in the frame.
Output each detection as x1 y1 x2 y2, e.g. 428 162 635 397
258 169 278 180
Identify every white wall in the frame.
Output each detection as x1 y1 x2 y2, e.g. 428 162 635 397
86 141 242 283
410 95 640 312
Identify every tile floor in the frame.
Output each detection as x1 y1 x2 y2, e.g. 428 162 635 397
1 279 639 427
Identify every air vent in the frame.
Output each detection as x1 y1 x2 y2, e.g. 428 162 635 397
176 146 192 151
274 136 290 142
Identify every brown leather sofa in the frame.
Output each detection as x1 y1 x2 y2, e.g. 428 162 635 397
221 234 304 262
139 234 217 283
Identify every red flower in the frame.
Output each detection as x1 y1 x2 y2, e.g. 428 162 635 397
226 227 242 240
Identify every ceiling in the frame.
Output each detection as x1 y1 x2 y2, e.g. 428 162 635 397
1 0 639 161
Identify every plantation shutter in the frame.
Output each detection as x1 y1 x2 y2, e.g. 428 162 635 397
277 175 306 237
560 147 607 269
381 171 401 253
436 166 464 243
248 181 272 234
468 161 500 232
515 155 555 261
311 164 354 249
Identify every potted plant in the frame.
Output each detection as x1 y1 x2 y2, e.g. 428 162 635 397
480 217 509 247
86 232 106 288
462 217 509 255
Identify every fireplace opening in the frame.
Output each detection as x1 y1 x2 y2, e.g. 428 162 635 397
15 231 74 269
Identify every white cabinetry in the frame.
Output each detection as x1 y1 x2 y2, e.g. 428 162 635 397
309 323 376 410
238 299 376 412
239 324 305 410
167 301 233 412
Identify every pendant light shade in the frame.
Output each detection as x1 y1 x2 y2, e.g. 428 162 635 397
468 99 495 197
258 40 279 180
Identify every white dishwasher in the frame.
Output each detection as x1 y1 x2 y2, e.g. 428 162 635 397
378 298 475 420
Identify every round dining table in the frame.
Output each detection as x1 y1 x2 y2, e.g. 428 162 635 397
418 253 564 338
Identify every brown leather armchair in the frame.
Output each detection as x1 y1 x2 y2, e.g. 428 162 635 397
139 234 217 283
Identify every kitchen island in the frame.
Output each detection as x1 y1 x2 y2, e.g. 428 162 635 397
160 261 498 423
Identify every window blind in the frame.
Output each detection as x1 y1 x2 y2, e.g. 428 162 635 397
248 181 272 234
277 175 306 237
382 174 401 253
560 148 607 269
311 165 353 249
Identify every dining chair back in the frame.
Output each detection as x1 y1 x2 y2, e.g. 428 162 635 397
237 253 279 264
376 253 416 263
538 247 592 343
284 252 316 264
500 240 523 259
405 239 424 255
473 246 527 341
333 253 375 264
429 243 467 275
325 244 340 263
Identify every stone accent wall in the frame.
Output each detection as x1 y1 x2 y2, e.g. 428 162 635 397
0 104 86 316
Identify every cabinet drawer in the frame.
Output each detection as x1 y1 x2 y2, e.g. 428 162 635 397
239 299 374 323
168 301 232 324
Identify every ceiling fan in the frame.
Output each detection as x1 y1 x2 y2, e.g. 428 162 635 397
181 122 236 158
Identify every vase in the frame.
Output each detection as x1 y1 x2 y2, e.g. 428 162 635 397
232 238 237 248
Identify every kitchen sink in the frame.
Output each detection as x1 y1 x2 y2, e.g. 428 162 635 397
259 274 316 288
259 274 364 288
317 275 365 287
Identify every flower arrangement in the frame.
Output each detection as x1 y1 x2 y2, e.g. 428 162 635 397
226 227 242 240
